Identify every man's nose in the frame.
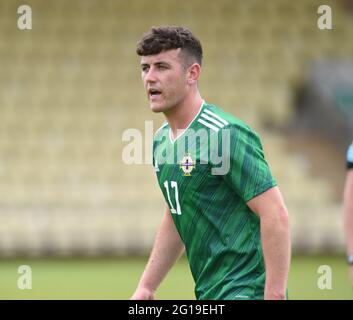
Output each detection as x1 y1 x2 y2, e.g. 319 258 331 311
144 68 157 83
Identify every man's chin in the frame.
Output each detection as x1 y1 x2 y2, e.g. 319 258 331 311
149 103 166 113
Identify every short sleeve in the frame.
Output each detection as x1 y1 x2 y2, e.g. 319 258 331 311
347 142 353 169
221 125 277 202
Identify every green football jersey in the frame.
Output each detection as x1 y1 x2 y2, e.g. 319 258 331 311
152 101 277 300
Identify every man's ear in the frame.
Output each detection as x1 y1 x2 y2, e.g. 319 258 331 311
187 63 201 85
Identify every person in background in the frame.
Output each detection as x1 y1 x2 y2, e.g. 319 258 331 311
344 141 353 283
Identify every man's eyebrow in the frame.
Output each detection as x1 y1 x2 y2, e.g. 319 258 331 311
154 61 170 65
140 61 173 70
141 61 171 66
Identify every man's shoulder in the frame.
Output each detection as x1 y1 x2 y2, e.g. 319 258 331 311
203 102 259 137
154 122 169 140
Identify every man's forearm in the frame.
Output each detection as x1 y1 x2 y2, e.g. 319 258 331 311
247 187 291 300
261 206 291 299
344 171 353 254
136 207 185 294
344 203 353 255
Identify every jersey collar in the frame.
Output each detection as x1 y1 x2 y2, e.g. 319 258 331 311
169 100 205 144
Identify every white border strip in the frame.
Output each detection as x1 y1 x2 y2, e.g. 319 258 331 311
201 113 225 128
197 119 219 132
203 109 229 125
155 122 169 136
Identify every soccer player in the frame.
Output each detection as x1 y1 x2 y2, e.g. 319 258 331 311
344 141 353 284
131 26 291 300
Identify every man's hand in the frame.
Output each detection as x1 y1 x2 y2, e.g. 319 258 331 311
130 206 184 301
131 287 155 300
264 289 286 300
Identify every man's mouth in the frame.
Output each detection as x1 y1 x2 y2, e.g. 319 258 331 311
148 89 162 99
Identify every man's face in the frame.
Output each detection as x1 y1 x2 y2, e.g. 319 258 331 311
140 49 189 113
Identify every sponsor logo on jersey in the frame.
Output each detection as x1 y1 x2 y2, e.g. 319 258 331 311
180 154 195 176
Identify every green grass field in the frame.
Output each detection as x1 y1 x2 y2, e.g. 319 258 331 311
0 255 352 299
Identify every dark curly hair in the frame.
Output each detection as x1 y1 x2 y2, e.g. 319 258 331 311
136 26 203 67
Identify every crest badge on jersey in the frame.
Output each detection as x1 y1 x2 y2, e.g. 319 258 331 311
180 154 195 176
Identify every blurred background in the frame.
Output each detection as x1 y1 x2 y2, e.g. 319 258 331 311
0 0 353 299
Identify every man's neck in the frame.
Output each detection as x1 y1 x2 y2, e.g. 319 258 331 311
164 93 203 141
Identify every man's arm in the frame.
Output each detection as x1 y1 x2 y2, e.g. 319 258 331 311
247 186 291 300
131 206 185 300
344 170 353 283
